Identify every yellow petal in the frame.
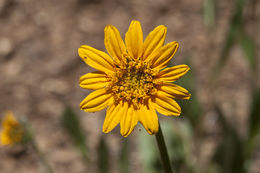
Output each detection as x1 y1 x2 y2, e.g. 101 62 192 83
2 112 18 129
78 45 115 74
150 41 179 70
104 25 126 62
103 103 121 133
143 25 167 61
125 20 143 59
80 71 109 90
153 90 181 116
157 64 190 82
0 131 11 145
159 83 191 100
80 88 113 112
120 103 138 137
138 100 159 135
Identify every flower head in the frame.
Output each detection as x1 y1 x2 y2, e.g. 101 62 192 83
79 20 190 137
0 112 24 145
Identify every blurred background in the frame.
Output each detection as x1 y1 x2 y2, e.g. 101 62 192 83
0 0 259 172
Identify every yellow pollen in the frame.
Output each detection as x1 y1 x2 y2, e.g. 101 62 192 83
107 54 158 108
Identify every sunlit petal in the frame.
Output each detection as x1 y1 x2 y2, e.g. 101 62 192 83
150 41 179 70
120 103 138 137
78 45 115 74
138 100 158 135
143 25 167 61
80 89 113 112
80 71 109 90
159 83 191 99
125 20 143 59
153 91 181 116
157 64 190 82
103 103 122 133
104 25 126 62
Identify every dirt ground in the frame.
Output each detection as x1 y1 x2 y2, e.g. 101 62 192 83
0 0 259 173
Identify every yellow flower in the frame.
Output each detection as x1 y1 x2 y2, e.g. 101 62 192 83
79 20 191 137
0 112 24 145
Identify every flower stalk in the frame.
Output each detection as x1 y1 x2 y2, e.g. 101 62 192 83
24 125 53 173
31 139 53 173
155 123 173 173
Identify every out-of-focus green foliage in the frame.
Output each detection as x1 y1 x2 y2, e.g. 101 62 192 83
138 120 197 173
212 91 260 173
239 33 257 72
119 140 130 173
177 57 202 127
218 0 245 69
248 90 260 151
216 0 256 74
138 128 158 173
203 0 215 28
97 136 110 173
162 120 196 173
62 107 89 162
213 106 246 173
210 0 259 172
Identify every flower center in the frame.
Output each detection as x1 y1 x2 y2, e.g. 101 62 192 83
107 54 158 108
7 124 24 143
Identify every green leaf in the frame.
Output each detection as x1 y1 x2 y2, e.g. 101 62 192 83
119 140 130 173
215 0 245 73
97 136 109 173
239 34 257 72
249 90 260 142
213 106 246 173
62 107 89 162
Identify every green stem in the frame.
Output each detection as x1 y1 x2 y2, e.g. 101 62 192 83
155 123 173 173
24 124 53 173
31 139 54 173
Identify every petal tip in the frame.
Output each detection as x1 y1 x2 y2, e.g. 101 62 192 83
121 131 130 137
180 64 190 72
130 20 141 24
102 128 109 134
187 93 191 99
155 25 167 32
146 128 158 135
183 66 191 74
79 45 88 49
172 41 179 48
120 126 133 137
174 109 181 116
158 25 167 29
78 46 88 60
104 25 114 31
79 103 84 110
162 26 167 33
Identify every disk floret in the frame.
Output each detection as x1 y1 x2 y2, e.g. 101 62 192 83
107 54 158 108
8 124 24 143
